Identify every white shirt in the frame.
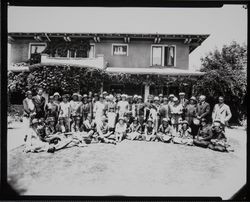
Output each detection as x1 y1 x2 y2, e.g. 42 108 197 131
107 112 117 128
115 122 127 133
27 98 35 111
59 102 71 117
117 101 129 115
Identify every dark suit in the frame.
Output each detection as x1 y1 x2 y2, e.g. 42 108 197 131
196 101 210 120
33 95 46 118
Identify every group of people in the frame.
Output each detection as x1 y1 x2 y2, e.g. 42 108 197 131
23 88 233 153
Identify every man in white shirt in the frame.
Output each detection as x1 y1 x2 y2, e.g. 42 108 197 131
117 94 129 118
212 96 232 130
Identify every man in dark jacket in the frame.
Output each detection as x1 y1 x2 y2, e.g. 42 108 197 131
196 95 210 121
33 88 46 119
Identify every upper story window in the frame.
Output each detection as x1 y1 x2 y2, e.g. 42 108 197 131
151 45 176 67
68 44 95 58
112 44 128 56
29 43 47 59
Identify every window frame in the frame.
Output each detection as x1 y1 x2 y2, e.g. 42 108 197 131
150 44 176 67
111 43 129 56
28 43 47 59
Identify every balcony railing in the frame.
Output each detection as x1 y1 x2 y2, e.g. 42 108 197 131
41 54 106 69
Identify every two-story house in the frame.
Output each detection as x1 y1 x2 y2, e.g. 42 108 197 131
8 32 209 101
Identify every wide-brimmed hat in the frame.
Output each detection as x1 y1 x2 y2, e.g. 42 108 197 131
162 118 169 122
154 96 160 101
53 92 61 98
181 120 189 125
26 90 32 96
173 97 178 102
72 93 79 98
179 92 185 96
168 94 175 98
190 96 197 101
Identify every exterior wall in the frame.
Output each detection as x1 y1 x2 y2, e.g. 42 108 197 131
9 38 190 69
8 39 38 65
95 39 189 69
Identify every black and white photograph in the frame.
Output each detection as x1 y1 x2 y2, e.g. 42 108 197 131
5 2 247 200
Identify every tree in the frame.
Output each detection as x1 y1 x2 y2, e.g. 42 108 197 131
193 41 247 124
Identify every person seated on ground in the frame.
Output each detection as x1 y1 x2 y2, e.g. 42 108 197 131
44 117 64 144
106 106 117 133
208 120 233 152
156 118 173 143
81 113 96 144
115 117 127 143
96 116 116 144
24 118 72 153
36 118 47 141
193 118 213 148
172 120 193 146
142 119 156 141
126 117 142 140
124 111 134 126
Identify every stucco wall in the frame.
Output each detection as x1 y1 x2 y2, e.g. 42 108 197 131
9 38 189 69
95 39 189 69
9 39 37 64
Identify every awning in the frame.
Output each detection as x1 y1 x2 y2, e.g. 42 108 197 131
105 67 205 76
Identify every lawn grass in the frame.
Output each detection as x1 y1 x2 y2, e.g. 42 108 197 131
7 127 246 199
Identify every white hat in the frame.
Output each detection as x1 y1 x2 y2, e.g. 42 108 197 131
173 97 178 102
179 92 185 96
169 94 175 98
121 94 127 98
154 96 160 101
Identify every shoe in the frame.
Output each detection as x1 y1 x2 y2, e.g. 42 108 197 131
47 147 55 153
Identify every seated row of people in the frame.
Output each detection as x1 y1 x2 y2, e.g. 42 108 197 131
24 111 233 153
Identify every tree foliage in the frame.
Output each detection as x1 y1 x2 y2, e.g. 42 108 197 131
193 41 247 123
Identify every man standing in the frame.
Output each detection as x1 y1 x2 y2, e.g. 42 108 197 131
32 88 46 119
179 92 188 108
196 95 210 122
212 96 232 130
23 90 36 127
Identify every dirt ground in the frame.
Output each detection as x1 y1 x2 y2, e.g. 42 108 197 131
7 122 246 199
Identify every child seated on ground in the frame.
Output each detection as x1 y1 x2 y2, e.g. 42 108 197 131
96 116 116 144
142 119 156 141
81 113 96 144
115 117 127 143
24 118 72 153
172 120 193 146
156 118 173 143
208 120 234 152
193 118 213 148
126 117 142 140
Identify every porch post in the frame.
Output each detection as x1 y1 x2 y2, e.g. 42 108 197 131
144 83 150 102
